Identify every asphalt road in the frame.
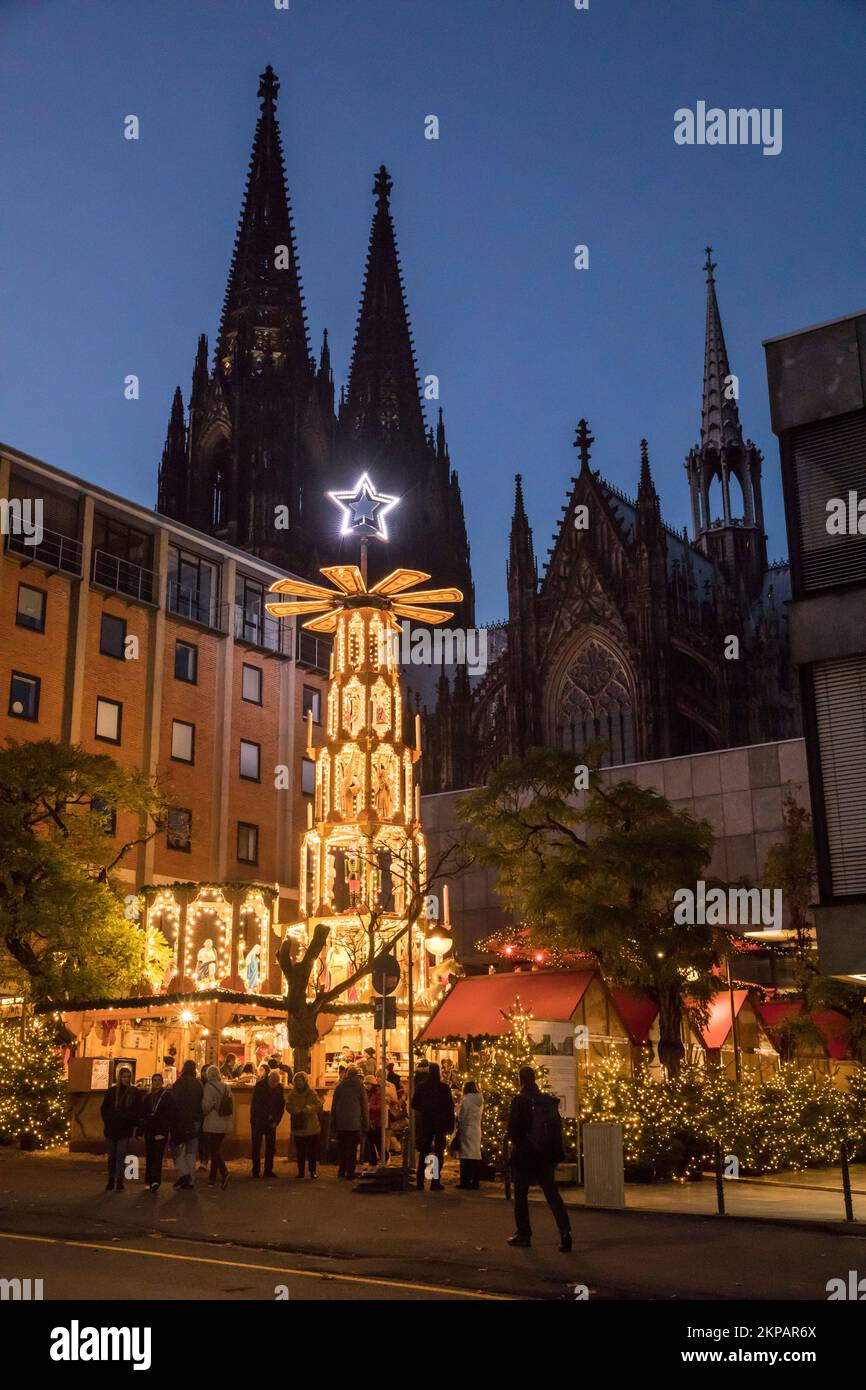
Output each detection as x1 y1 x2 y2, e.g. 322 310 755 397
0 1230 502 1301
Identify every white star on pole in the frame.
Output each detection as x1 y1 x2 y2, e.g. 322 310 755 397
328 474 399 541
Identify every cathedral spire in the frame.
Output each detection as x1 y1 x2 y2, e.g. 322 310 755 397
701 247 743 453
509 473 537 587
573 419 595 473
638 437 654 495
157 387 187 516
342 164 426 461
216 65 310 374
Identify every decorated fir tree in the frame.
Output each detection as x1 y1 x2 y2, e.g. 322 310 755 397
0 1018 69 1149
457 1001 554 1171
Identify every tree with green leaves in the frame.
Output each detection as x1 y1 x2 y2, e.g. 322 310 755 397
458 747 720 1076
0 739 166 1004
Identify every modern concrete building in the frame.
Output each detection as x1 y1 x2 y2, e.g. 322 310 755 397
422 737 811 970
765 310 866 980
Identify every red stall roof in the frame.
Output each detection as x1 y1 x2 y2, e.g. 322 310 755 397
811 1010 852 1060
419 969 596 1042
753 1000 803 1032
690 989 749 1050
608 989 659 1043
753 1000 852 1059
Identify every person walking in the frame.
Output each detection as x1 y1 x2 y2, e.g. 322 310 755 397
140 1072 177 1193
170 1059 204 1190
330 1065 368 1180
285 1072 323 1179
202 1065 233 1189
455 1081 484 1190
100 1066 141 1191
250 1068 285 1178
412 1062 454 1191
506 1066 571 1253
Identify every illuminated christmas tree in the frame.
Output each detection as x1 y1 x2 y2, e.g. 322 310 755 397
457 999 555 1171
0 1019 69 1150
266 475 463 1069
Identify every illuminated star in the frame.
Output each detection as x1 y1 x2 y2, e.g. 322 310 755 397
328 474 398 541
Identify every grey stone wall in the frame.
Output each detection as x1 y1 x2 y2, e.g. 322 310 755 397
421 739 811 964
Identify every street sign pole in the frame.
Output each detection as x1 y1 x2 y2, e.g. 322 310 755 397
380 968 388 1164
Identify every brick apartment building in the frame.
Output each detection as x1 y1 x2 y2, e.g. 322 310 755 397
0 443 329 987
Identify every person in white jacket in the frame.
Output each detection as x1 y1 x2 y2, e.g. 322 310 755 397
201 1065 233 1189
455 1081 484 1190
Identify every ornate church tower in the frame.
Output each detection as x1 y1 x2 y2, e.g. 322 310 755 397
157 66 332 571
684 249 767 601
336 167 474 625
506 474 541 753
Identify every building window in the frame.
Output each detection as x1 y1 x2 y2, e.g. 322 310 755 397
303 685 322 724
90 796 116 836
239 739 261 781
92 513 154 601
167 807 192 852
9 671 40 721
237 822 259 864
100 612 127 660
167 545 220 627
301 757 315 796
235 573 265 645
171 720 195 764
95 697 122 744
16 584 46 633
242 663 262 704
174 640 198 684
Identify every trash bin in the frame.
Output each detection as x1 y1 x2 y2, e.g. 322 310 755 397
582 1121 625 1208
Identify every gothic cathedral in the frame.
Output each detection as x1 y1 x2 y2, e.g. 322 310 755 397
155 68 799 792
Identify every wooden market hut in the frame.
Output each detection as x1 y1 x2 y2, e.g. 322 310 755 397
753 999 856 1082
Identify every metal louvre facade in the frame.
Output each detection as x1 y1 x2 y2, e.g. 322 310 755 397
793 413 866 591
812 654 866 895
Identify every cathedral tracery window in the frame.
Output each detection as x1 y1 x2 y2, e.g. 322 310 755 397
555 639 636 767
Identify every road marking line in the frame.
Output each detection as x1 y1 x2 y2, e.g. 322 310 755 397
0 1231 510 1300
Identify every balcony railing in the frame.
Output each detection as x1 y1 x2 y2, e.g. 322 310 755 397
5 525 82 575
92 549 155 604
232 604 291 656
296 627 332 674
166 579 222 629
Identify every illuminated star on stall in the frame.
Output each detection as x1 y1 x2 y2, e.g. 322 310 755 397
328 473 399 541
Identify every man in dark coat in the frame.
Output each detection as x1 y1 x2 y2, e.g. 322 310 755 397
139 1072 178 1192
100 1066 141 1191
412 1062 454 1191
329 1066 369 1179
169 1059 203 1190
250 1069 285 1178
506 1065 571 1252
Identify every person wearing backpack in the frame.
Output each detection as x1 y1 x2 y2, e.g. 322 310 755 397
201 1065 233 1189
506 1065 572 1253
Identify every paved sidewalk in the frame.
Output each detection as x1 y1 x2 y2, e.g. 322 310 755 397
0 1148 863 1300
557 1165 866 1228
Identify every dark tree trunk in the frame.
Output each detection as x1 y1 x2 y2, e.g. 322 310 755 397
657 990 685 1078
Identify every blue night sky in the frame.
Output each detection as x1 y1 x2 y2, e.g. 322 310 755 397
1 0 864 623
